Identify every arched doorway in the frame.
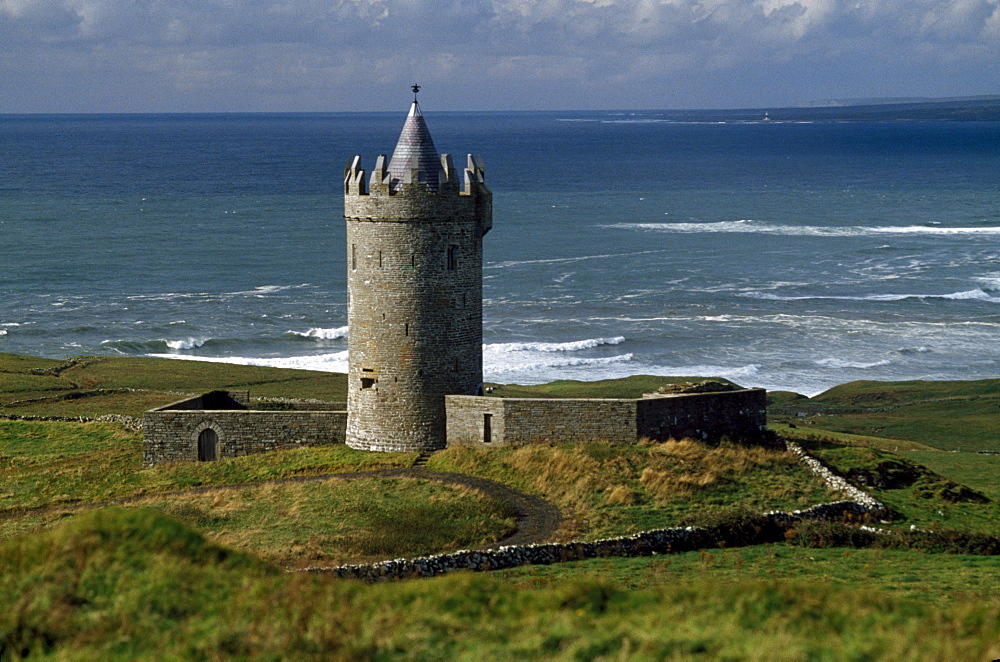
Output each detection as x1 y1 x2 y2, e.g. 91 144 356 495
197 428 218 461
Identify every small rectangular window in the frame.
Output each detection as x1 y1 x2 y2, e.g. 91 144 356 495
483 414 493 444
351 244 357 271
360 368 375 390
447 245 458 271
378 250 383 268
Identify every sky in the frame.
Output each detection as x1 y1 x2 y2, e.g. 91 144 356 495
1 0 998 112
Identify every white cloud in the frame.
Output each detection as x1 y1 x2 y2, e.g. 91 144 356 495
0 0 996 110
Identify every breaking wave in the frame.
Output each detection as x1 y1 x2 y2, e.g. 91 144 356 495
149 351 350 373
814 358 893 369
606 221 1000 237
485 353 635 376
101 338 212 353
487 336 625 353
740 288 1000 303
483 336 633 378
288 326 349 341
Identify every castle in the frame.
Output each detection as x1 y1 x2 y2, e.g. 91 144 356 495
343 96 491 452
143 95 767 465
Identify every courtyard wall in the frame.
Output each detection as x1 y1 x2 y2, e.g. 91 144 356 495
445 388 767 447
143 395 347 466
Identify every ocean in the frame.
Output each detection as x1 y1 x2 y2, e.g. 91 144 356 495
1 111 998 396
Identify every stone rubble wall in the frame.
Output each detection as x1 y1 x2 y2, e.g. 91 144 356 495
1 413 143 431
783 439 887 513
301 500 880 582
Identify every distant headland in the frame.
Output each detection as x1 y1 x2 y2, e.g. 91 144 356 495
650 94 1000 122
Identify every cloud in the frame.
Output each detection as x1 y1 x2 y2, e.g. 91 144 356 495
0 0 997 111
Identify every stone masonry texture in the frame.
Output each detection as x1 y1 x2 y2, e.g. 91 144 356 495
143 388 766 464
143 395 347 466
445 389 767 447
344 117 492 452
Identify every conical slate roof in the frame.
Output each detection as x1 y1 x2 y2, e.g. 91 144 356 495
387 101 441 192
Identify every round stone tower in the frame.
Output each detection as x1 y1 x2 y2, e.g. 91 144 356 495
343 97 492 452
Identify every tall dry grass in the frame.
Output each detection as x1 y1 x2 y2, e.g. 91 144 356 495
428 439 831 540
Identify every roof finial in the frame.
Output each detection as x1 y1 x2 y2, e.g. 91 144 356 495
411 84 420 102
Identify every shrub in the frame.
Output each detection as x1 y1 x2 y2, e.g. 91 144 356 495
788 520 1000 555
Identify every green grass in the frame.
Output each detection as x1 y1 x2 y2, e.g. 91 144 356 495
770 423 937 451
897 451 1000 501
0 420 414 516
1 508 997 660
0 353 348 417
768 378 1000 452
816 378 1000 404
495 544 1000 606
15 477 517 568
802 442 999 535
3 358 999 658
808 400 999 452
427 440 834 540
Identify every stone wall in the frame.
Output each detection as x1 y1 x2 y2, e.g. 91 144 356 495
445 389 767 447
638 388 767 443
143 388 766 464
302 499 881 582
143 395 347 466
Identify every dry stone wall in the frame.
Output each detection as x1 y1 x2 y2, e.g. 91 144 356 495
302 500 881 582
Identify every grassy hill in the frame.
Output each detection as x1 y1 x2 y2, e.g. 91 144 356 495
0 353 348 418
1 508 997 659
768 378 999 453
1 354 997 658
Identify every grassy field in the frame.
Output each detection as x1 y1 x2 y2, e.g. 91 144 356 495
130 476 517 568
1 508 997 660
768 378 1000 453
904 451 1000 500
426 440 833 540
795 440 999 535
1 356 998 658
495 543 1000 606
0 420 414 516
0 353 349 417
767 422 938 451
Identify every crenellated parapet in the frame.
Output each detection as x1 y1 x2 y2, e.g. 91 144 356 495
344 152 491 235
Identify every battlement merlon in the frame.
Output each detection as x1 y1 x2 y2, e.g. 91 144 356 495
344 153 489 198
344 155 367 196
344 153 492 234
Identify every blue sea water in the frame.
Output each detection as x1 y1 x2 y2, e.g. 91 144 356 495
1 111 998 395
